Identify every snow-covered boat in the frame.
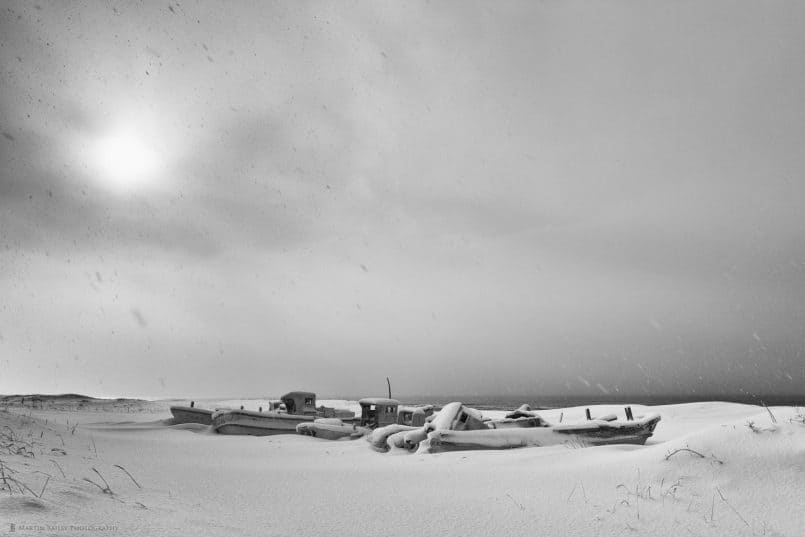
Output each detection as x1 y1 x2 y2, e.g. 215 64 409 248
371 402 662 453
357 398 402 429
397 404 435 427
368 424 421 451
170 402 214 425
426 409 661 452
350 398 439 450
296 398 437 442
212 392 355 436
296 418 369 440
369 401 481 452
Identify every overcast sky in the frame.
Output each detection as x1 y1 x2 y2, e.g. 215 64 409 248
1 1 804 400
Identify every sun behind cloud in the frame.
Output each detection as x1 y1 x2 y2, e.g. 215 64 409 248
90 130 161 192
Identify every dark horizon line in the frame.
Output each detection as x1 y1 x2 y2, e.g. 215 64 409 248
3 391 804 406
340 392 805 399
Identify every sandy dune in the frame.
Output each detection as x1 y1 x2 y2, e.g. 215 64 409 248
1 398 803 536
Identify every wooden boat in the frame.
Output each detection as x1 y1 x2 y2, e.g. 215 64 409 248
297 398 414 442
296 418 369 440
356 398 435 428
212 392 355 436
170 402 213 425
397 404 435 427
358 398 401 428
426 410 661 452
401 401 485 451
368 424 420 451
366 401 465 451
298 398 437 446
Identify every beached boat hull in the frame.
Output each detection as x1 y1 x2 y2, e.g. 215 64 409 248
427 413 662 451
212 409 317 436
296 419 369 440
365 424 419 451
170 406 213 426
550 414 661 445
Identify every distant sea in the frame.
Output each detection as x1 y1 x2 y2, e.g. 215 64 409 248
153 393 805 412
340 393 805 411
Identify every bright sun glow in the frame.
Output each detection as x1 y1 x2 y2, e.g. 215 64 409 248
91 132 161 190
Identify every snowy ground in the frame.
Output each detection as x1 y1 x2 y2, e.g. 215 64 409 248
0 398 803 536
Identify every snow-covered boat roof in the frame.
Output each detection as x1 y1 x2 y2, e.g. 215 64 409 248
399 405 434 414
281 391 316 399
358 398 400 406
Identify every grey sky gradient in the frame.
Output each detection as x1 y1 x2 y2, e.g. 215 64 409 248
1 1 804 399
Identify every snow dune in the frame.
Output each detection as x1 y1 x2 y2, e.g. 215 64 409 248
0 399 802 536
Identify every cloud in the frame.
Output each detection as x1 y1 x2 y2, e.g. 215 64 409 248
1 1 804 398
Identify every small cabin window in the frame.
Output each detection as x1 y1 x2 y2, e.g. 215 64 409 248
384 406 396 414
402 412 412 422
304 397 314 407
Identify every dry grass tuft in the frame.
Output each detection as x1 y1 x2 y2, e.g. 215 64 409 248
1 425 36 458
746 419 763 433
566 481 588 503
50 459 66 478
113 464 141 489
664 447 724 465
709 487 751 528
761 403 778 424
83 467 113 495
0 459 49 498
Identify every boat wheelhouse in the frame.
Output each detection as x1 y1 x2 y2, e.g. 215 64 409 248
397 405 435 427
212 391 355 436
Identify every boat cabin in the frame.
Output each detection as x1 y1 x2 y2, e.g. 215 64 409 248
452 405 486 431
397 405 435 427
280 392 318 415
359 398 400 428
426 402 486 432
